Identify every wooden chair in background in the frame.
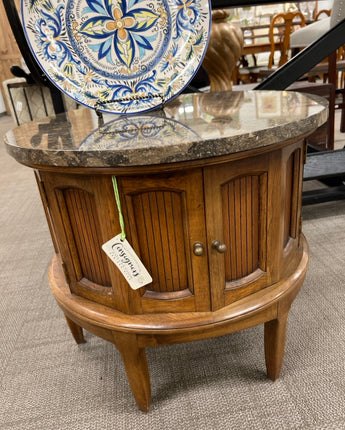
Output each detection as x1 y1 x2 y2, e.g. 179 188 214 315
235 11 336 151
314 9 331 20
290 0 345 132
260 8 335 151
258 11 306 78
237 11 306 84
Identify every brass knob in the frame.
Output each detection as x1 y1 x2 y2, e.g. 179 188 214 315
193 242 204 256
211 240 227 254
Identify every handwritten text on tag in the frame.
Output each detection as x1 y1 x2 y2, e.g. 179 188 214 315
102 235 152 290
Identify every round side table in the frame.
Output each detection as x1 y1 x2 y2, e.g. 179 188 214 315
5 90 327 411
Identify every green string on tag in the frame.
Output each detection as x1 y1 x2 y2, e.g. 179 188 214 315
112 176 126 241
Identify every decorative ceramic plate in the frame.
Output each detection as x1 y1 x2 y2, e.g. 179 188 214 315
22 0 211 114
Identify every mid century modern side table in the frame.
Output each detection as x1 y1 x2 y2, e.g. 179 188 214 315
5 90 327 411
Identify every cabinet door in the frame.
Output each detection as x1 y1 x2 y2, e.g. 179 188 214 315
39 172 133 313
118 168 210 313
204 153 281 310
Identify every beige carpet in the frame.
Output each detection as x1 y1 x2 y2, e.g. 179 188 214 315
1 115 345 429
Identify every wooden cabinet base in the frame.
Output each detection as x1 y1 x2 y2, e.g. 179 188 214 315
6 92 326 412
49 236 309 412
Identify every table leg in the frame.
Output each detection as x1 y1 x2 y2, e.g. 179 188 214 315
112 332 151 412
264 312 289 381
65 315 86 344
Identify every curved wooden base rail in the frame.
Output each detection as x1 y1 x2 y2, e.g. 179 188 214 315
50 236 309 412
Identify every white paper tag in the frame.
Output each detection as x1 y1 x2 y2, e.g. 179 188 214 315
102 235 152 290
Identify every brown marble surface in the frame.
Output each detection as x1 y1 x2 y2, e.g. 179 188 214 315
4 91 328 168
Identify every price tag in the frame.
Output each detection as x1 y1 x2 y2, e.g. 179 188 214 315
102 234 152 290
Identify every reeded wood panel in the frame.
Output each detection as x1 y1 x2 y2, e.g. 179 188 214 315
129 190 189 294
61 188 112 287
283 149 301 248
221 174 267 283
283 154 293 248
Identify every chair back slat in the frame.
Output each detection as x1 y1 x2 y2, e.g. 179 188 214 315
268 11 306 69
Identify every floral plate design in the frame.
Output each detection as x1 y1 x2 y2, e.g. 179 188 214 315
22 0 211 114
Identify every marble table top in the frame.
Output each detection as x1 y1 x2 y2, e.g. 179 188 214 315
4 90 328 168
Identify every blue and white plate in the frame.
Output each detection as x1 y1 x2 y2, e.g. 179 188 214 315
22 0 211 114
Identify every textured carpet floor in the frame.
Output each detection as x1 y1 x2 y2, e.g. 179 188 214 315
1 115 345 429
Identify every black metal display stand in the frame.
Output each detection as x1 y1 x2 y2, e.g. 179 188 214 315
2 0 65 114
